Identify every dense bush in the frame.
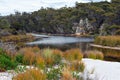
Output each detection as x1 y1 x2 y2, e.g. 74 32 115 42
15 54 24 64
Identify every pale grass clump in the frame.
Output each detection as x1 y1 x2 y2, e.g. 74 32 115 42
85 50 104 60
42 48 63 66
42 48 54 66
13 69 46 80
61 67 76 80
64 48 83 62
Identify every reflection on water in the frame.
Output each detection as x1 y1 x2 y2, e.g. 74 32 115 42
27 36 94 52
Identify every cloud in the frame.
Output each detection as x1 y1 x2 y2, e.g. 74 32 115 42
0 0 111 16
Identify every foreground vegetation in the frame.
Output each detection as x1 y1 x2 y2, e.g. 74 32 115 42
0 47 104 80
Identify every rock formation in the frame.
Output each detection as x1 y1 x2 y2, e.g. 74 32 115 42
74 18 93 35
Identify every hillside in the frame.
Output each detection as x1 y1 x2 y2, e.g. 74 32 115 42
0 0 120 35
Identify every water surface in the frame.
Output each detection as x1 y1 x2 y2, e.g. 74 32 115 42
27 35 94 52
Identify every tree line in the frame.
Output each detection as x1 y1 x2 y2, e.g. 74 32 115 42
0 0 120 35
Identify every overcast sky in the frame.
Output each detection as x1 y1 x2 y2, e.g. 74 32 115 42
0 0 111 16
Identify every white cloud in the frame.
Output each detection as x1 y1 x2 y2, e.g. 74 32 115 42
0 0 111 16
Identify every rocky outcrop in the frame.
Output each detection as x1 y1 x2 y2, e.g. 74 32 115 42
73 18 94 35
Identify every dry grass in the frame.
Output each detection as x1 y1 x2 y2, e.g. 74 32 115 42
19 47 41 65
95 36 120 47
18 47 63 66
13 69 46 80
64 48 83 61
84 50 104 60
36 56 45 69
61 67 76 80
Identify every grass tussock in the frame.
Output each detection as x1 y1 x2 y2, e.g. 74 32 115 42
95 36 120 47
13 69 46 80
61 67 75 80
84 50 104 60
19 47 40 65
42 48 63 66
64 48 83 61
36 56 45 69
70 61 85 72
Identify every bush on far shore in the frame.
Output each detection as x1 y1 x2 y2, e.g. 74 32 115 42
95 36 120 47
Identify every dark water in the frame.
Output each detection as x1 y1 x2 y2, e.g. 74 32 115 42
26 35 94 52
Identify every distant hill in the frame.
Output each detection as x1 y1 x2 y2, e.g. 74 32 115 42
0 0 120 35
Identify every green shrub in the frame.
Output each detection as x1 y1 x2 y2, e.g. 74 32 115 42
15 54 24 64
0 54 18 70
0 48 18 70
